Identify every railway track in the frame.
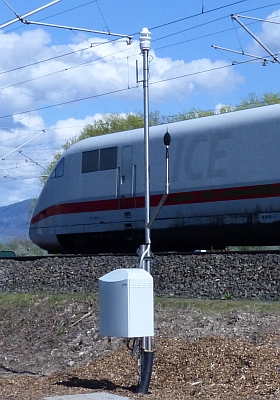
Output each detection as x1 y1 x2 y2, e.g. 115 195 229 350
1 248 280 261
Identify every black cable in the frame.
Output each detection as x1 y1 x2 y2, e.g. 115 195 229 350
235 1 280 15
150 57 260 86
232 14 245 52
149 0 250 31
0 14 263 92
0 0 276 88
152 15 228 43
96 0 110 33
0 86 135 120
0 43 140 91
1 0 277 89
37 1 98 23
152 2 280 44
0 44 95 76
0 1 278 119
0 57 263 120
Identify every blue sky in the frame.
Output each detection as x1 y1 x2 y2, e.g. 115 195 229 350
0 0 279 207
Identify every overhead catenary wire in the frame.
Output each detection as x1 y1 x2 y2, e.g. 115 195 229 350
0 1 278 98
0 43 97 76
0 0 254 189
1 0 132 41
231 12 245 52
96 0 110 33
0 0 61 29
0 163 50 175
149 0 250 31
0 21 270 106
0 0 98 33
0 43 140 92
0 17 264 94
18 150 49 171
0 56 270 121
0 175 46 182
1 130 46 159
1 1 277 79
0 0 279 185
0 1 276 94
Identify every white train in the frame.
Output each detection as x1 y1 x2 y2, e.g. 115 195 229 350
29 104 280 253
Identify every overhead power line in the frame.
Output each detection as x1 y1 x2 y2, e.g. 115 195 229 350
0 87 132 119
0 0 276 93
149 0 249 31
0 0 279 120
0 0 98 33
0 1 278 94
0 44 95 76
0 57 263 121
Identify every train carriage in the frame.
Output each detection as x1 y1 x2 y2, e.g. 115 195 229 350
29 104 280 253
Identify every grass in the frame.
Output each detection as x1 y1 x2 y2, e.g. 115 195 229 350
0 292 279 315
0 292 98 309
155 296 280 314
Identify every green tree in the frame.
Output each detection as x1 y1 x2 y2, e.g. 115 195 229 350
235 92 280 110
0 238 47 256
169 108 215 122
219 104 235 113
263 92 280 105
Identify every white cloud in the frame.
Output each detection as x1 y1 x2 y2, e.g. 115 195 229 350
0 28 244 117
0 112 113 207
0 26 245 207
13 114 45 130
48 115 98 143
247 9 280 57
149 56 243 101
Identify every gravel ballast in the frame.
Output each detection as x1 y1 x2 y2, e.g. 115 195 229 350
0 253 279 299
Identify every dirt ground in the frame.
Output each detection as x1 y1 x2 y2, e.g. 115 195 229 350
0 294 280 400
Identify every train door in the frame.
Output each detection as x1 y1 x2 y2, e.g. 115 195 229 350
119 145 135 240
120 145 134 199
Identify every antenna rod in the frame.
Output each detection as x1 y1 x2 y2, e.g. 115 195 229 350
0 0 61 29
231 14 280 64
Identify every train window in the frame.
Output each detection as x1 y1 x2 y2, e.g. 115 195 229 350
82 147 117 173
100 147 117 170
50 158 64 178
82 150 99 173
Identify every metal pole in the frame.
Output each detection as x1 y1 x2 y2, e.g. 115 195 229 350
137 28 153 396
0 2 132 43
212 45 274 63
0 0 61 29
139 27 152 350
232 14 280 64
20 20 133 42
1 130 46 160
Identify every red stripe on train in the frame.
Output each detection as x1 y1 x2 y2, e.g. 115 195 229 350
30 182 280 225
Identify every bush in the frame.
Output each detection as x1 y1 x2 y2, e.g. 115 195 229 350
0 239 47 256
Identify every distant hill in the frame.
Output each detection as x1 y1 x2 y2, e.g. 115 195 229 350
0 199 34 243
